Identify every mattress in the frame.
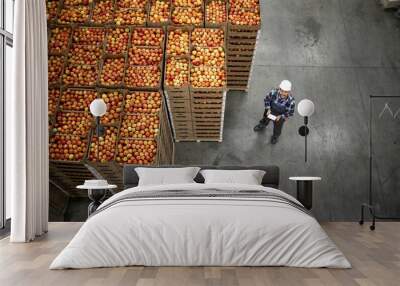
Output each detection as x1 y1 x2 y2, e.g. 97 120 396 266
50 183 351 269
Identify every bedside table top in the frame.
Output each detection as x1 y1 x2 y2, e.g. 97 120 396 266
77 184 117 190
289 176 322 181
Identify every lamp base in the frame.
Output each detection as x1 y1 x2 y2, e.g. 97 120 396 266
298 126 309 136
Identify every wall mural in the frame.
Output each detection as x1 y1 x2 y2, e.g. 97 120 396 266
371 97 400 217
46 0 261 197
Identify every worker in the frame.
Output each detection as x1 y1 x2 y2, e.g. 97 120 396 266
253 80 295 144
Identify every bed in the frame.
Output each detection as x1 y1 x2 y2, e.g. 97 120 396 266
50 165 351 269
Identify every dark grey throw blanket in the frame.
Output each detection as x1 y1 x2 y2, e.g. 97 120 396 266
90 189 312 218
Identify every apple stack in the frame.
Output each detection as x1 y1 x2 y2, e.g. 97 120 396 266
189 27 226 141
227 0 261 90
171 0 204 27
114 0 147 26
116 91 163 165
58 0 91 24
164 27 193 139
205 0 227 28
148 0 171 26
125 27 164 90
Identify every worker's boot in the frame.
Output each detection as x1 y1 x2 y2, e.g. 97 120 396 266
253 120 268 132
270 136 279 144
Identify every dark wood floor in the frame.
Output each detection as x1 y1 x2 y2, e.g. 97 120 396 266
0 222 399 286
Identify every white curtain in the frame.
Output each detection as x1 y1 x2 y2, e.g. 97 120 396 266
7 0 49 242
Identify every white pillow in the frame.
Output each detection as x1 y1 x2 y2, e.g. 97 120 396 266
200 169 266 185
135 167 201 186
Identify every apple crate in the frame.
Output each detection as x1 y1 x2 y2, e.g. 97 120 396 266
48 55 66 86
124 64 162 91
98 55 127 88
58 87 97 112
147 0 172 27
71 26 106 46
90 0 115 25
170 4 204 27
128 46 164 66
131 27 166 49
68 43 103 65
204 0 227 29
48 26 72 55
166 26 192 57
104 27 131 56
119 113 161 139
123 90 163 114
53 110 94 138
62 63 100 87
49 133 91 163
87 125 120 162
46 0 62 23
96 88 125 126
58 3 91 25
114 7 148 26
48 87 61 126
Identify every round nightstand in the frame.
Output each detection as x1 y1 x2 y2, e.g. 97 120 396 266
77 182 117 216
289 177 321 210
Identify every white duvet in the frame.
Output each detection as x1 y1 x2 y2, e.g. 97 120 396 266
50 183 351 269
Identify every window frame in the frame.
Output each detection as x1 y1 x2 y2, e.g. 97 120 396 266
0 0 14 230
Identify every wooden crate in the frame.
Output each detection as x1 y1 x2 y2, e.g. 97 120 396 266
204 0 227 29
49 161 96 197
147 0 172 27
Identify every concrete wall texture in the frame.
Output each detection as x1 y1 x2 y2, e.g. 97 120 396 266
174 0 400 220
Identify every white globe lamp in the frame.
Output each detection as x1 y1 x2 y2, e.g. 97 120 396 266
90 99 107 117
297 99 315 162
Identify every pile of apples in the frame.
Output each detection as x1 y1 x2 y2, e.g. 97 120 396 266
72 27 105 45
191 66 225 88
68 44 102 65
120 114 160 139
125 66 160 88
106 28 130 55
49 134 88 161
92 0 114 24
46 1 59 21
100 58 125 86
88 127 118 162
116 139 157 165
191 46 225 67
206 0 226 24
171 7 203 25
149 0 170 23
48 56 65 84
131 28 164 47
48 88 60 117
59 89 97 112
228 0 260 26
191 28 224 47
172 0 202 6
49 27 71 54
59 6 90 24
63 64 98 86
166 29 189 56
115 8 146 25
64 0 93 5
124 91 162 114
54 111 92 136
128 47 163 65
99 91 124 124
165 57 189 87
116 0 147 9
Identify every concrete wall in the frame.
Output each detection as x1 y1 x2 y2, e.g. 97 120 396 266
175 0 400 220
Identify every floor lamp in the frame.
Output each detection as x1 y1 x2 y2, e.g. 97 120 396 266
90 99 107 162
297 99 315 162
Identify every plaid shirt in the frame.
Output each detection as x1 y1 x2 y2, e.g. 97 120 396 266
264 88 295 119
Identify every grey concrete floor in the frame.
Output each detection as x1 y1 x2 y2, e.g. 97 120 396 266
175 0 400 220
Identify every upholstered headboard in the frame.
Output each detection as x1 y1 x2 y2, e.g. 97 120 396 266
123 165 280 189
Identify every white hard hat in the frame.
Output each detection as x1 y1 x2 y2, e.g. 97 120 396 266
279 80 292 92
